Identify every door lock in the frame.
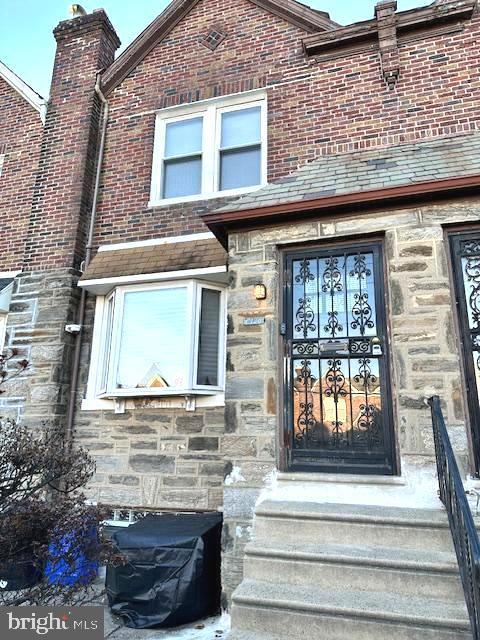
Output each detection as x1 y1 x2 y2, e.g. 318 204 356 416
372 336 382 355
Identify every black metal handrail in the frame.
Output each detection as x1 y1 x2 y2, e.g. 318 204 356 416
429 395 480 638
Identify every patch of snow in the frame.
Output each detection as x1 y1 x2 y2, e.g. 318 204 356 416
224 466 246 486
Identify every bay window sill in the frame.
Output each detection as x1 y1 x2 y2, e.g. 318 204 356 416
97 388 223 399
81 391 225 412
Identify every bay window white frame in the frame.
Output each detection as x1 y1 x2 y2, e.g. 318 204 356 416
0 313 7 353
95 279 226 398
149 90 267 206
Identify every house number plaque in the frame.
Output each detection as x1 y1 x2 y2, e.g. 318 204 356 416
243 316 266 326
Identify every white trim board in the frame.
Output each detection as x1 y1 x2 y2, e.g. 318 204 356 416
0 60 46 123
97 231 215 252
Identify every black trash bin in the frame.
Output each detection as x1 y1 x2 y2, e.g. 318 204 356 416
106 512 222 629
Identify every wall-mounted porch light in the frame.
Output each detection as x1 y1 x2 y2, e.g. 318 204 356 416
253 283 267 300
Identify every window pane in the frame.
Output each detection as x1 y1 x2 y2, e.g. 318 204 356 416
220 146 261 190
163 157 202 198
165 117 203 157
221 106 261 148
197 289 221 386
116 288 189 390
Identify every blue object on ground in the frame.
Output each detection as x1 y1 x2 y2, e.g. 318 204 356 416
45 526 99 587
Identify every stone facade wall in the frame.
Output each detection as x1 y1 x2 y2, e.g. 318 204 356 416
221 198 480 598
0 269 79 424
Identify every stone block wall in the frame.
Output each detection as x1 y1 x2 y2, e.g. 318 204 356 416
0 269 80 424
221 198 480 598
74 406 227 510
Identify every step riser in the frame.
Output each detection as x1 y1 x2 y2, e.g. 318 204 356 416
243 555 464 603
253 517 453 552
231 603 472 640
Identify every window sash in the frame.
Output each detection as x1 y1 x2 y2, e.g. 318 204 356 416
192 284 225 391
98 291 115 395
151 94 266 204
98 281 225 397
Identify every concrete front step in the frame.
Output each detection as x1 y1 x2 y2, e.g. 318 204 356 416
254 500 453 551
232 580 472 640
277 471 407 485
243 541 464 602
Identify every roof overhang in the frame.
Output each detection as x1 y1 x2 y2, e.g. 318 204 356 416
302 0 476 57
0 60 46 123
202 173 480 247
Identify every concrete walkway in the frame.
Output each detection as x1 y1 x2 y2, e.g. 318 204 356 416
104 610 230 639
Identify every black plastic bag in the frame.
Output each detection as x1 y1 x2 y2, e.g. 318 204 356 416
106 512 222 629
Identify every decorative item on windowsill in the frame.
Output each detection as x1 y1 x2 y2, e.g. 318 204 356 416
253 283 267 300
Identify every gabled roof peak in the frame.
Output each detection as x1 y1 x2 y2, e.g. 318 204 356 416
102 0 339 95
0 59 46 123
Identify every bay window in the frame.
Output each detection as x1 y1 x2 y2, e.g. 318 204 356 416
150 91 267 205
96 281 225 397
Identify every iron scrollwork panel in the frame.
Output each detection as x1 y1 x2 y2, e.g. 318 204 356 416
292 354 384 452
459 240 480 418
290 250 385 454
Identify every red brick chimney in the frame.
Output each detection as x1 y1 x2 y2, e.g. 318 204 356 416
23 9 120 271
375 0 399 90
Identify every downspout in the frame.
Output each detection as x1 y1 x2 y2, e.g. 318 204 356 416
65 72 108 447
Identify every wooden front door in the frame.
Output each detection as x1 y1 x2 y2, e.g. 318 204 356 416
283 240 396 475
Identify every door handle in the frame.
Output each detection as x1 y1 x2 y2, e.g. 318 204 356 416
319 340 349 354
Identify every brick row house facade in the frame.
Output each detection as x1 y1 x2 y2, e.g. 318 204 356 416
2 0 480 635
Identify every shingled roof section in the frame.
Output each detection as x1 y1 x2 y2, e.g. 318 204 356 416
80 238 227 282
215 133 480 213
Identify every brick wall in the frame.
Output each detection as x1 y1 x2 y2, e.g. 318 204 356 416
91 0 480 249
0 78 43 272
23 11 120 271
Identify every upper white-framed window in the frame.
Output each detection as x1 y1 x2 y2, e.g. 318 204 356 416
149 90 268 206
91 279 226 398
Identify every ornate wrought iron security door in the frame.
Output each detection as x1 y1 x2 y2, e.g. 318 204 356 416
450 232 480 476
284 242 396 475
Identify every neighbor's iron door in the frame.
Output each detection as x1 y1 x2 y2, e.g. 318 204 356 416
450 232 480 476
284 241 396 475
